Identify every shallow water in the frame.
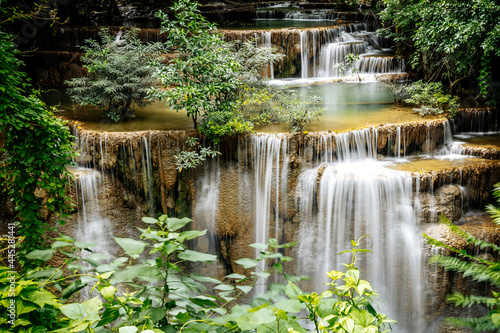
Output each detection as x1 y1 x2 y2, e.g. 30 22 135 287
387 156 494 172
45 82 433 133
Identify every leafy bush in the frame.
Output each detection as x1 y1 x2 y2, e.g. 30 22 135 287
66 28 164 122
0 29 76 255
424 184 500 331
378 0 500 99
399 80 459 117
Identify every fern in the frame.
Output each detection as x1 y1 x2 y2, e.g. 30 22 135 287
447 315 498 332
426 183 500 331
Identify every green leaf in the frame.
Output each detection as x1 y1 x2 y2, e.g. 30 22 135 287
16 299 37 316
52 241 73 248
142 217 158 224
100 286 117 301
235 258 258 269
97 306 120 326
179 229 207 240
214 284 235 291
166 217 192 231
119 327 138 333
28 290 59 308
236 285 253 294
275 299 302 313
177 250 216 262
190 273 221 284
25 249 54 261
225 273 247 280
285 281 304 299
249 243 268 249
115 238 147 256
59 303 87 320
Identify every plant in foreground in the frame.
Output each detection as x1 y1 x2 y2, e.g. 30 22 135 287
1 216 394 332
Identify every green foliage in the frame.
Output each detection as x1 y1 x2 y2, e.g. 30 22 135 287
66 28 164 122
378 0 500 98
0 214 394 332
174 137 221 171
149 0 252 143
0 29 76 254
399 80 459 117
150 0 323 142
240 86 325 133
423 183 500 332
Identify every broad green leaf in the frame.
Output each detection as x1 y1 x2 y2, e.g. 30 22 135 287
178 250 216 262
100 286 117 301
249 243 268 249
59 303 86 320
235 258 258 269
97 306 120 327
275 299 302 313
226 273 246 280
317 298 337 318
166 217 191 231
189 297 218 307
82 297 103 321
52 241 72 248
285 281 304 299
142 217 158 224
214 284 235 291
236 285 252 294
119 326 138 333
62 280 86 300
190 273 221 284
179 230 207 240
28 290 59 308
139 307 166 321
115 238 147 256
25 249 54 261
27 268 63 280
74 241 96 249
16 299 37 316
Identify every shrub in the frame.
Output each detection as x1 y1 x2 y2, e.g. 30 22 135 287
402 80 459 117
66 28 164 122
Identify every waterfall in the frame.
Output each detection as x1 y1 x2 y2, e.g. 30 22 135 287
300 31 309 78
261 31 274 79
141 133 155 216
295 134 424 333
296 23 404 79
317 41 367 77
193 156 221 254
251 134 288 295
73 168 115 299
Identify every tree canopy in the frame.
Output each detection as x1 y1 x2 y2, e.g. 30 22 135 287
379 0 500 104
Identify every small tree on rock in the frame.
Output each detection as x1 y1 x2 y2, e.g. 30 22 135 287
66 28 163 122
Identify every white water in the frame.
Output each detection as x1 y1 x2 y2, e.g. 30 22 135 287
299 24 404 79
251 134 288 295
249 128 427 332
73 168 115 298
193 156 221 253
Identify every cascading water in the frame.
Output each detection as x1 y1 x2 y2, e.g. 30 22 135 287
294 131 424 332
260 31 274 79
298 23 403 79
141 132 155 215
251 134 288 295
193 156 221 254
73 168 115 299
